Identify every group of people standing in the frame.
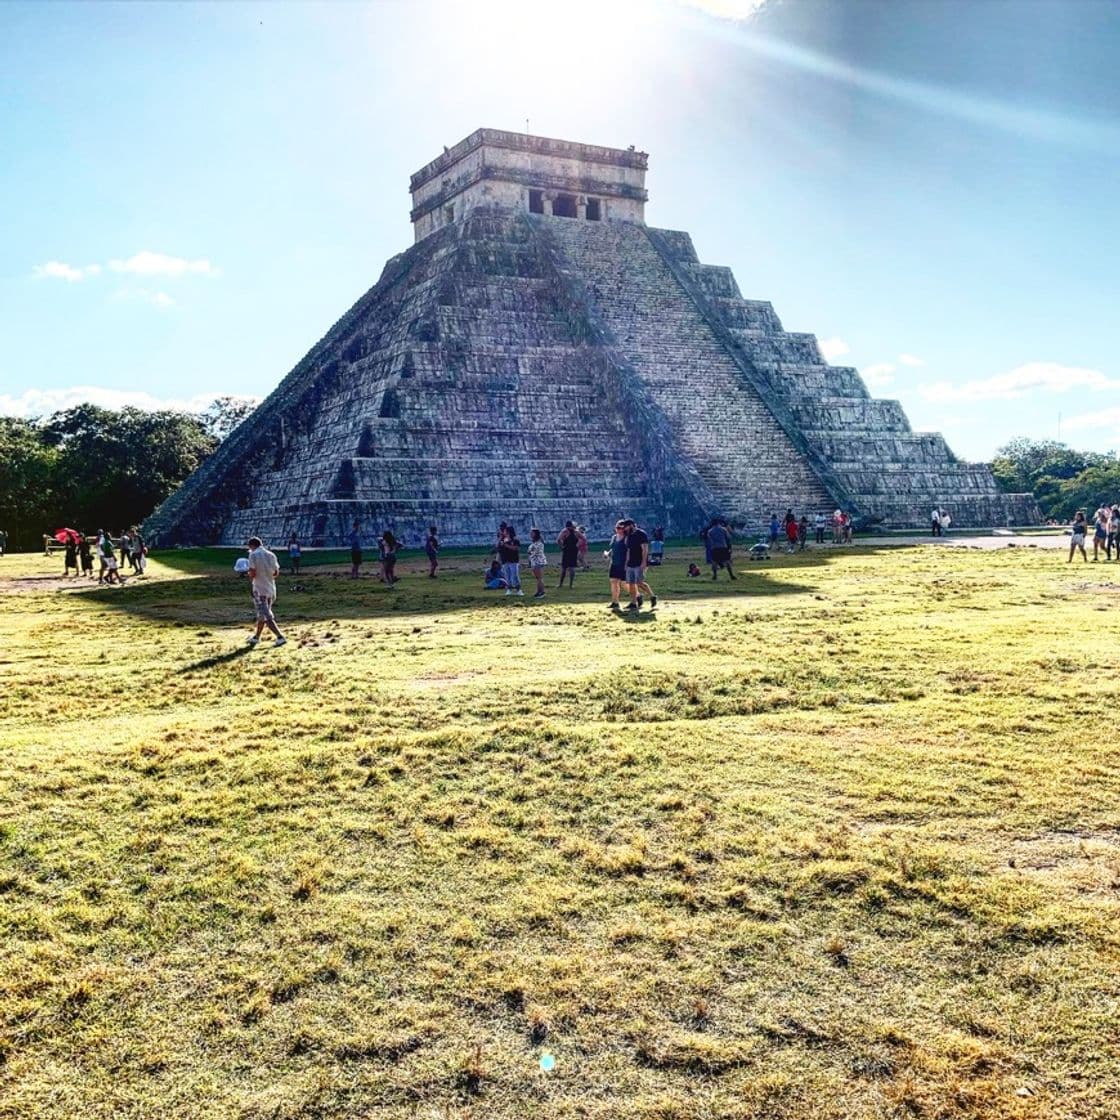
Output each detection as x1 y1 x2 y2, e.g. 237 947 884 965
59 528 146 583
1068 505 1120 562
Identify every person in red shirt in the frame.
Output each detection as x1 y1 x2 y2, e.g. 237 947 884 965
785 516 799 554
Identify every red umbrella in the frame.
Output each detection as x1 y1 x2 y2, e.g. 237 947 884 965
53 528 80 544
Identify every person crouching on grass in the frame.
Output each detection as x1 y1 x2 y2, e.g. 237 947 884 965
246 536 287 646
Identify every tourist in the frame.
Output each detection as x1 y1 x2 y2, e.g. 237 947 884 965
649 526 665 566
426 525 439 578
119 530 133 572
623 519 656 611
129 526 145 573
701 522 714 568
1093 508 1109 561
1109 507 1120 561
0 529 6 557
785 514 799 554
498 524 523 596
769 512 780 551
605 520 628 609
484 558 507 590
528 528 547 598
940 509 952 534
246 536 287 646
842 511 853 544
379 530 400 586
556 520 580 588
687 562 702 578
349 520 363 578
63 533 78 577
931 507 942 536
798 514 810 550
77 533 92 577
832 509 843 544
813 511 827 544
98 530 121 585
577 526 590 570
706 518 736 580
1068 511 1088 563
288 535 302 575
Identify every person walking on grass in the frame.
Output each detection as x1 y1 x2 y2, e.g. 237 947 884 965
63 534 79 577
1069 511 1088 563
605 520 628 610
349 520 363 579
705 518 736 580
77 533 92 577
556 520 580 588
785 514 799 554
1109 507 1120 561
528 528 547 598
246 536 287 646
577 526 590 570
426 525 439 578
498 523 523 597
98 530 121 585
1093 507 1109 561
379 530 400 587
623 519 657 611
288 535 302 575
769 511 780 551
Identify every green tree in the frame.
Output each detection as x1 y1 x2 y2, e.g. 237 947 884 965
42 405 217 533
0 417 58 551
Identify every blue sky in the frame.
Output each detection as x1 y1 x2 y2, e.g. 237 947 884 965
1 0 1117 462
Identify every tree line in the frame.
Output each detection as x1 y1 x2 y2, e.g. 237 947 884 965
0 397 255 551
992 438 1120 521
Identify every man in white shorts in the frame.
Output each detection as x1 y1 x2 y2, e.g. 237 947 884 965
246 536 287 646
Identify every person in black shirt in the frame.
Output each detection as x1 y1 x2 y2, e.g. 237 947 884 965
556 520 580 588
622 519 657 611
497 524 523 596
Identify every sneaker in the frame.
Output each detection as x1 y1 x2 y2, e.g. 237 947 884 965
247 635 259 645
516 590 524 597
274 636 287 646
505 589 512 596
534 590 545 598
650 595 658 608
625 602 639 612
637 595 644 607
609 602 620 610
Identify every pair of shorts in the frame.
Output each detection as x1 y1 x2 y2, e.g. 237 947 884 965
624 565 644 583
609 565 626 581
351 548 362 565
253 593 275 622
712 547 731 566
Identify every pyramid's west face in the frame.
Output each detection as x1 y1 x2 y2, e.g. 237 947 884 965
147 203 1038 547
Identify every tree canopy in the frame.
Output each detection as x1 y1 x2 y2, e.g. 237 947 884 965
992 437 1120 520
0 404 220 550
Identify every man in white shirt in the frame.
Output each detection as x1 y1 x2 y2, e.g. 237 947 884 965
246 536 287 646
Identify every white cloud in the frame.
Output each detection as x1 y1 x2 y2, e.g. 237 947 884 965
898 353 925 367
818 336 849 362
1063 407 1120 432
920 361 1119 403
112 288 176 310
0 386 224 419
677 0 768 19
33 261 101 282
862 362 896 388
109 251 217 277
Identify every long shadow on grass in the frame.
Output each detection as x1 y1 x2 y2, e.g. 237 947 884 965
178 646 255 673
71 540 914 628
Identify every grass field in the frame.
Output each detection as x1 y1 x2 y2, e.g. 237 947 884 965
1 540 1118 1119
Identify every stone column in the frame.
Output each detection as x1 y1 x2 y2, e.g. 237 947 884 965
542 193 554 216
576 196 587 220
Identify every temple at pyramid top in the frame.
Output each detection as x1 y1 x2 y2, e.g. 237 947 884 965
410 128 649 241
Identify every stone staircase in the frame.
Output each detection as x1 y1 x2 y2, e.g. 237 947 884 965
534 217 833 525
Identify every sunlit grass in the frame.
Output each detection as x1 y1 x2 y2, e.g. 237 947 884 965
1 542 1118 1118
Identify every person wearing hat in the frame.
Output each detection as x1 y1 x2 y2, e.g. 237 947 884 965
246 536 287 646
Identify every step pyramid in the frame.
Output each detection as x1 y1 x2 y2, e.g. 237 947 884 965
145 129 1037 546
